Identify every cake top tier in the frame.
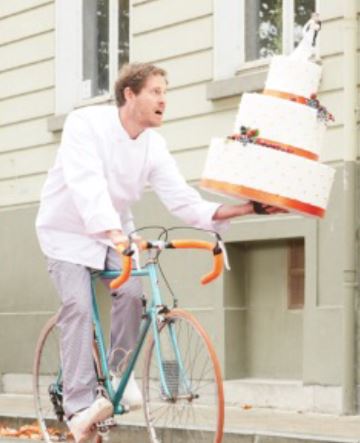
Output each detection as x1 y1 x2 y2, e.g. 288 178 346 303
265 13 322 99
265 55 322 99
290 13 321 62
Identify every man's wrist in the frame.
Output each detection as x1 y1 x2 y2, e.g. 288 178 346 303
106 229 127 246
213 203 254 220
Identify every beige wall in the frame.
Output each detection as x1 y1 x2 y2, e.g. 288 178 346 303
0 1 57 209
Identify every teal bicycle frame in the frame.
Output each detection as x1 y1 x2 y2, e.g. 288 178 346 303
91 260 188 416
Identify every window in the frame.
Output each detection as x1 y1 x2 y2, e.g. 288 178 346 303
55 0 130 114
214 0 318 79
287 238 305 309
82 0 129 99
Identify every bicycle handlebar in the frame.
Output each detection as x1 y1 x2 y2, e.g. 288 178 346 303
109 239 224 290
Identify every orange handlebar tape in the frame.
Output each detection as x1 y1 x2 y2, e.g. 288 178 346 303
110 239 224 289
170 240 214 251
171 239 224 285
109 255 132 289
201 254 224 285
110 241 148 289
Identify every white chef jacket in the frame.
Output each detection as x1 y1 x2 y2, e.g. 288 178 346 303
36 105 229 269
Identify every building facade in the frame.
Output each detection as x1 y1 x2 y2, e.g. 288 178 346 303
0 0 358 414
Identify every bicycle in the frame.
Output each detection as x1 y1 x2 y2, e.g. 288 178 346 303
33 227 226 443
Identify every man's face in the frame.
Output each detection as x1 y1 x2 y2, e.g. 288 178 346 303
128 74 167 129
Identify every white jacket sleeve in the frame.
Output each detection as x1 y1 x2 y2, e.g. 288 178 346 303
60 111 122 235
149 144 230 233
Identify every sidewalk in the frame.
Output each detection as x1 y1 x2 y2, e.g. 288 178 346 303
1 393 360 443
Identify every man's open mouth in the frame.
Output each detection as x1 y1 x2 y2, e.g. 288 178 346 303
155 110 163 115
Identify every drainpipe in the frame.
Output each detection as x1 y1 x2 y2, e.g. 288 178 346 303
342 0 358 415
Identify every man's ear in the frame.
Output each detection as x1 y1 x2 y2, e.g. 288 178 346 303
124 86 134 102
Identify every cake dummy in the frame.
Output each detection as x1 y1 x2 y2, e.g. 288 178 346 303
201 14 334 218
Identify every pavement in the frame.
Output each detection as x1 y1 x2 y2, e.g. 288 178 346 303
1 393 360 443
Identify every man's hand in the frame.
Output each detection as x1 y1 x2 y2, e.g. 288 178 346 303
106 229 143 250
252 201 287 215
106 229 129 248
212 202 287 221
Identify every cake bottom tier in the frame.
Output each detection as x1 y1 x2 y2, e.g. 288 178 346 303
200 138 335 218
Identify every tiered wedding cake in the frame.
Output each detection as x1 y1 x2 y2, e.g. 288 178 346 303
201 15 335 218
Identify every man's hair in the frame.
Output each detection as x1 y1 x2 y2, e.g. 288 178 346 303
114 62 167 107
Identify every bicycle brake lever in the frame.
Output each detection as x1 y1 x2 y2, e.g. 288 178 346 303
218 240 231 271
131 243 141 270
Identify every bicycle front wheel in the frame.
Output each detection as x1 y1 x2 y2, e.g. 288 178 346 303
143 308 224 443
33 313 68 442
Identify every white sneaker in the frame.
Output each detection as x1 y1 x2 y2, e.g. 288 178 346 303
112 372 142 410
68 397 113 443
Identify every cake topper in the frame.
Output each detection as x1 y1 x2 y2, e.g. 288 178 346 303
290 12 321 62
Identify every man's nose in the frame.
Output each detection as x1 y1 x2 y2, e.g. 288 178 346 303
159 94 166 106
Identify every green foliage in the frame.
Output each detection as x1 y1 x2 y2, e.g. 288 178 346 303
258 0 283 58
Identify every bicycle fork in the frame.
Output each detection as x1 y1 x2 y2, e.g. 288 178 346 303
153 314 194 402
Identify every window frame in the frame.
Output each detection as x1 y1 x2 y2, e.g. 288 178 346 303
213 0 320 80
55 0 131 115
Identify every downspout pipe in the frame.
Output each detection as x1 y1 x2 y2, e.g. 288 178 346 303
342 0 358 415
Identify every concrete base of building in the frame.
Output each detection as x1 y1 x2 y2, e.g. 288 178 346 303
224 379 342 414
2 373 344 414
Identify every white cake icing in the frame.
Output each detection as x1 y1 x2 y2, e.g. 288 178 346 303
202 138 334 212
235 93 325 158
265 55 321 98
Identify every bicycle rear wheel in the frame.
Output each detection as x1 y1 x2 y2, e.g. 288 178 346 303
33 312 68 442
143 308 224 443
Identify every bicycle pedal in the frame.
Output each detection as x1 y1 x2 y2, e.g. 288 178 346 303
96 417 117 428
96 420 116 441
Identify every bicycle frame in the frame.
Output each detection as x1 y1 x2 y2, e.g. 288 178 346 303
91 259 187 415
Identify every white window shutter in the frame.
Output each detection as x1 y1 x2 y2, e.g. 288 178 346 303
213 0 243 79
55 0 82 114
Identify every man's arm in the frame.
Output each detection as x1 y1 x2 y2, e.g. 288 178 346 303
212 203 254 220
61 112 122 235
212 202 286 220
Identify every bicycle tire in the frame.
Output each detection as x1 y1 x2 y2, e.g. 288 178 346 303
33 313 109 442
33 312 68 442
142 308 224 443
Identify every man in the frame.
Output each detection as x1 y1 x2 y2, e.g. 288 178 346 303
36 63 279 442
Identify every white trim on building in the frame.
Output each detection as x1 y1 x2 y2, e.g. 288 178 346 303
55 0 130 114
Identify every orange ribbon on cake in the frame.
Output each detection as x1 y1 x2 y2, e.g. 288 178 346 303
263 89 309 105
201 178 324 218
255 137 318 161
